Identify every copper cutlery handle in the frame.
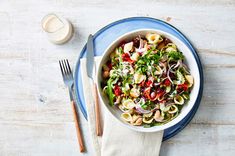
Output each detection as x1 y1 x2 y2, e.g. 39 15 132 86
93 82 102 136
71 101 85 152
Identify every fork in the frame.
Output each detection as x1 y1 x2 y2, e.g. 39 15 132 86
59 59 85 152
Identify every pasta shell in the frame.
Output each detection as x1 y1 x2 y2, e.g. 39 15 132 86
174 95 184 105
185 75 194 87
118 104 125 111
158 96 165 102
131 114 140 124
146 33 162 44
131 52 140 61
160 103 170 112
114 96 121 105
143 117 154 124
122 99 136 109
166 47 176 52
165 43 177 52
124 42 133 53
121 113 132 122
133 117 143 126
154 66 162 75
130 87 140 98
119 104 133 113
168 105 178 114
134 73 146 84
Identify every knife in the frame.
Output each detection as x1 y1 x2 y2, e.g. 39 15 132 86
86 34 102 136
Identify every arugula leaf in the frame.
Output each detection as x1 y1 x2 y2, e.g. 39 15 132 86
182 93 190 100
168 51 184 60
118 47 123 54
141 100 155 110
107 79 115 106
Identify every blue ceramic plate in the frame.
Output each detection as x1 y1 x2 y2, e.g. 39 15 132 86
74 17 203 141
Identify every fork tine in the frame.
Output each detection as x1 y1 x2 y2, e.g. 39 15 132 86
66 60 73 79
59 60 65 77
60 59 73 82
63 59 69 76
62 60 68 76
66 59 72 75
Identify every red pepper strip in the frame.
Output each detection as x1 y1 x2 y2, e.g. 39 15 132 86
144 87 151 99
177 83 188 92
163 78 171 86
144 87 165 101
154 88 165 101
145 80 153 87
122 53 134 63
114 85 122 96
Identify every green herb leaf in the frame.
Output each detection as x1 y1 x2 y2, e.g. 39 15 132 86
118 47 123 54
107 79 115 106
168 51 184 60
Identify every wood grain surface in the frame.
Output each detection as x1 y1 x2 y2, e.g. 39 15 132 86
0 0 234 155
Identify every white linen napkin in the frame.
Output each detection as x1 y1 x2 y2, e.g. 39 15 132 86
80 57 163 156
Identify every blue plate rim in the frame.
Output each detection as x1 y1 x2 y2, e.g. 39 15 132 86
74 16 204 141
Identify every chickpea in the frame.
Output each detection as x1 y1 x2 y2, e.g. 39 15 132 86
103 70 109 78
131 115 141 124
154 110 163 122
134 117 143 126
154 110 161 119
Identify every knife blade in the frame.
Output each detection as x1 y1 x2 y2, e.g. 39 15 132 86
86 34 94 79
85 34 103 136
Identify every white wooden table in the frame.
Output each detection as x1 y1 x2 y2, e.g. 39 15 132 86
0 0 235 155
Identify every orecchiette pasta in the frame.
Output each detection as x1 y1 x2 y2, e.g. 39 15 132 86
121 113 132 122
185 75 194 87
174 95 184 105
146 33 163 44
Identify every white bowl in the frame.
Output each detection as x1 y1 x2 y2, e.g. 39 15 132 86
96 29 201 132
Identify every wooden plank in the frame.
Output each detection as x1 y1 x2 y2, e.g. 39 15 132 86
0 0 235 155
0 121 234 156
161 123 235 156
0 121 94 156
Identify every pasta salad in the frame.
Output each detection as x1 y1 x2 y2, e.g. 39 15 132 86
101 33 194 127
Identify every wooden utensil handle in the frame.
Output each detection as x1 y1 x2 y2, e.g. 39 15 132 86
93 82 102 136
71 101 85 152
